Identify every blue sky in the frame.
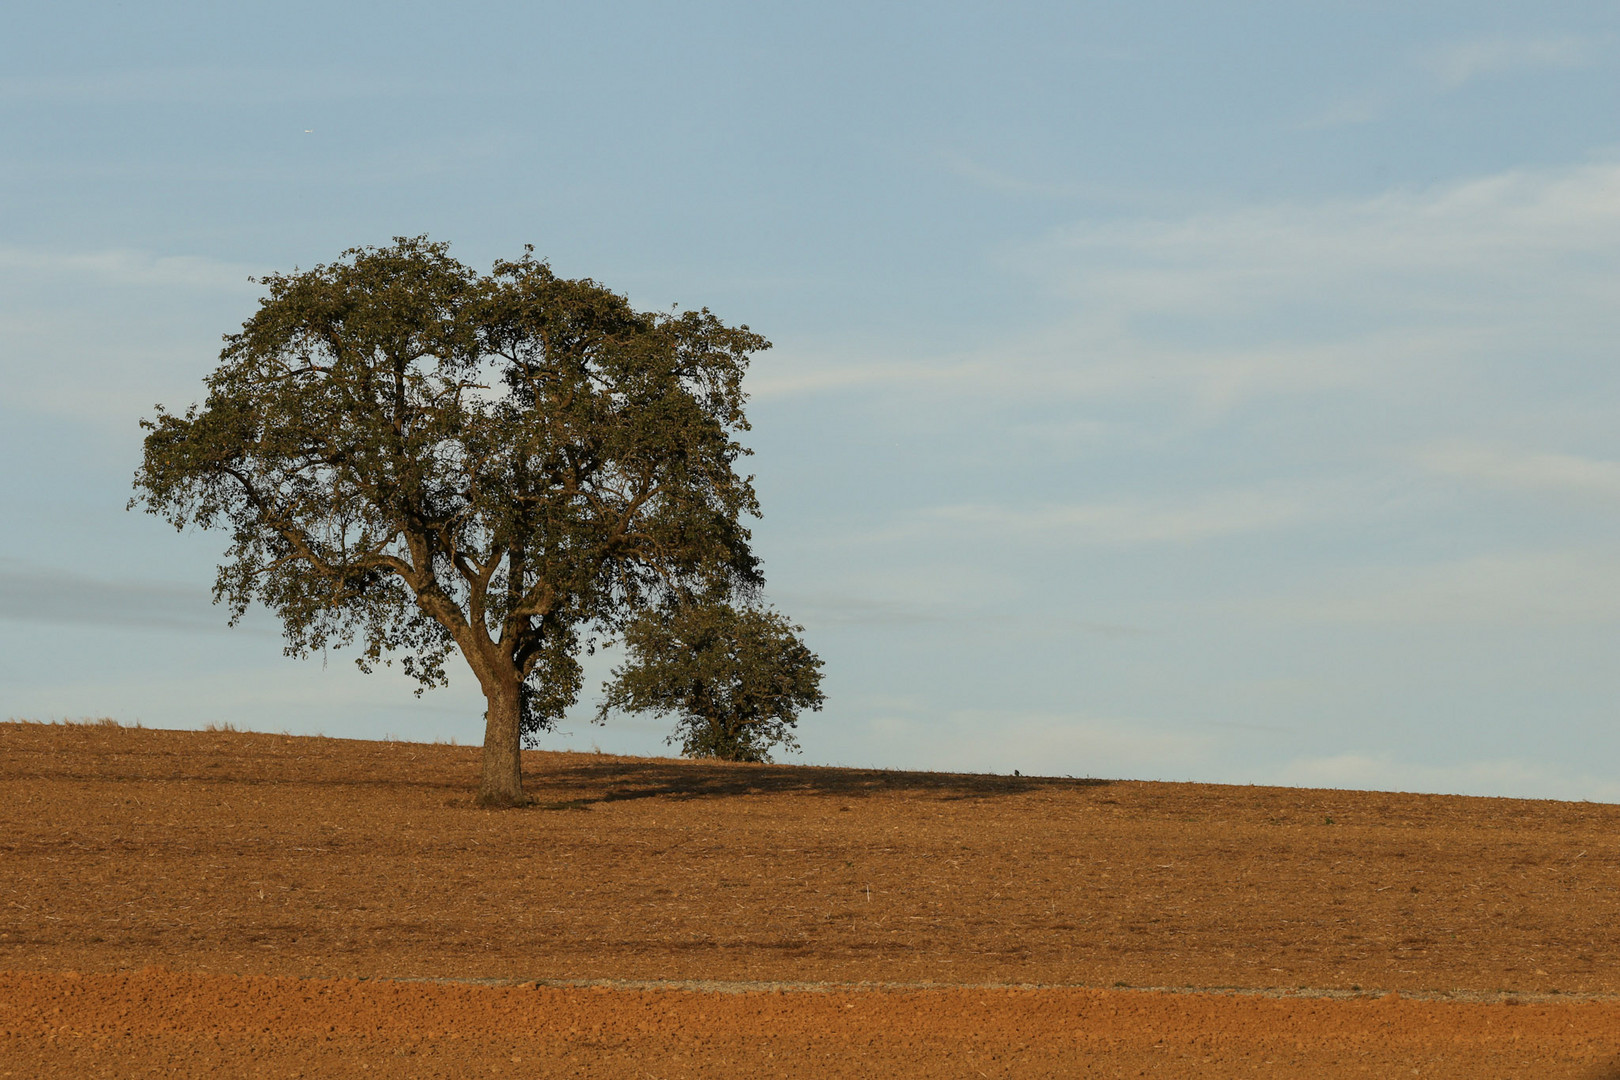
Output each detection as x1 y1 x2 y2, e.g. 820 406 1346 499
4 2 1620 799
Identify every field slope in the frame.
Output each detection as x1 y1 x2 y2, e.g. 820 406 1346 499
2 721 1618 1077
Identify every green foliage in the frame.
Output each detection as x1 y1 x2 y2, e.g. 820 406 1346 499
131 237 766 750
597 599 824 762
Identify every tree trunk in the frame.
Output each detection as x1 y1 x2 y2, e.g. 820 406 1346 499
477 676 528 807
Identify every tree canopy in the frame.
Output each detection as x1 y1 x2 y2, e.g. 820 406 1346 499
596 598 824 763
132 237 768 805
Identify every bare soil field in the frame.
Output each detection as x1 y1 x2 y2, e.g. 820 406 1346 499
3 720 1619 1077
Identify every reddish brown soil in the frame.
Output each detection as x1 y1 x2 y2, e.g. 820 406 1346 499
4 968 1620 1078
4 720 1620 1076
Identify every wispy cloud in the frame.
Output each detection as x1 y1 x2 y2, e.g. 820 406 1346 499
1426 36 1593 89
938 151 1090 200
0 245 271 425
0 558 256 635
746 355 948 399
1033 162 1620 311
777 588 1145 637
845 708 1216 778
1017 162 1620 402
1300 35 1598 130
1266 548 1620 627
922 488 1318 546
0 246 265 294
1276 751 1620 802
2 662 486 740
767 162 1620 418
1419 442 1620 502
0 66 460 105
1297 94 1387 131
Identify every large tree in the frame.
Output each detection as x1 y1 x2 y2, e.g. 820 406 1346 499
132 238 766 805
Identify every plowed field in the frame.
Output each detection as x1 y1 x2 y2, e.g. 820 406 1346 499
3 720 1619 1077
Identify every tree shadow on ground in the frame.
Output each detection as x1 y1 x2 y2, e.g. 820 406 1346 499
525 757 1113 809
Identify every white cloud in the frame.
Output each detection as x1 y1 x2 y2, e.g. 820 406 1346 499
1276 752 1620 803
754 330 1393 415
0 246 265 294
776 588 1146 638
924 488 1317 545
746 354 946 399
1303 35 1595 130
1419 442 1620 502
0 66 449 105
0 557 262 635
805 477 1394 558
842 709 1216 778
1269 548 1620 627
938 150 1091 200
1032 162 1620 314
2 661 489 744
1426 36 1593 89
1298 94 1386 131
1017 162 1620 404
0 245 267 425
767 162 1620 419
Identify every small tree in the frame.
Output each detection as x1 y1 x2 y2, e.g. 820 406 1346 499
132 238 766 805
596 598 824 762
